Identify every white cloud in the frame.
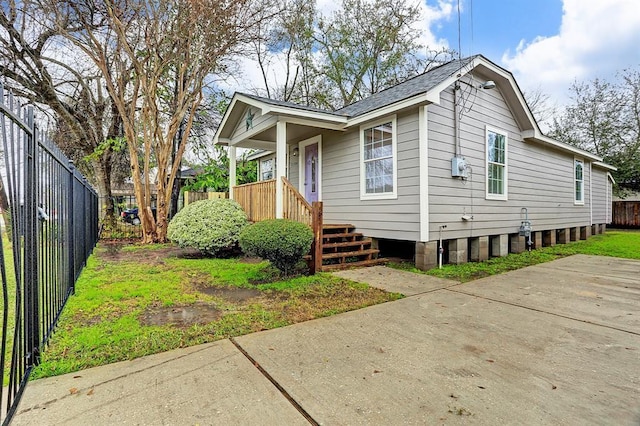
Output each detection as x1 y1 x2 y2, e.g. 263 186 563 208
502 0 640 107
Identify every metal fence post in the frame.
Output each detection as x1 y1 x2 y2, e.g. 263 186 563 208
24 106 40 367
68 160 75 293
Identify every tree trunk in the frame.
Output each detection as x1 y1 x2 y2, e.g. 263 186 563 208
91 156 116 227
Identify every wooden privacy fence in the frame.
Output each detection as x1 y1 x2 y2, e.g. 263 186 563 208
612 201 640 228
183 191 228 206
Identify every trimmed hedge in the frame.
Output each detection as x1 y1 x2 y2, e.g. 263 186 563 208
167 199 248 257
239 219 314 276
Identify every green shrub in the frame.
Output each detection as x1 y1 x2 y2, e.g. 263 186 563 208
239 219 314 276
168 199 248 257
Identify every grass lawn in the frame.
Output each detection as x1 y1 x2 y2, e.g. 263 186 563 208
30 229 640 380
32 242 402 379
389 230 640 282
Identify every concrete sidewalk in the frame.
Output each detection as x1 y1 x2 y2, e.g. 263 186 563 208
12 255 640 425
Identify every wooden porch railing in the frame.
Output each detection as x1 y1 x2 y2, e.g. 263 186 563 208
233 177 323 273
233 179 276 222
282 177 313 226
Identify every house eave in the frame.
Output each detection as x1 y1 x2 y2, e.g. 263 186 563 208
346 93 433 127
522 130 602 162
594 161 617 171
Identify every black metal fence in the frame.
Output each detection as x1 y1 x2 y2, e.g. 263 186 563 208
0 84 98 425
99 195 156 239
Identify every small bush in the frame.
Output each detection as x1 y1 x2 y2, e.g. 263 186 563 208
168 199 248 257
239 219 314 276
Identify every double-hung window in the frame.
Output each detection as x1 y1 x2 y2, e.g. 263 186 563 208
360 116 397 199
486 126 508 200
260 158 274 181
574 159 584 204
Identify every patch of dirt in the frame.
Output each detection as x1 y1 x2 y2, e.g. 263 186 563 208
139 303 222 327
98 241 201 263
198 286 262 303
238 256 264 264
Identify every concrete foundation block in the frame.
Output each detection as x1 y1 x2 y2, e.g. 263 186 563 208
510 234 526 254
415 241 438 271
580 226 591 240
470 236 489 262
448 238 468 265
557 228 571 244
570 227 578 242
370 238 380 250
543 230 556 247
601 224 607 233
490 234 509 257
533 231 543 249
591 225 598 236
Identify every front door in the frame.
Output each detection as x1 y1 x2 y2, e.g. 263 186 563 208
299 136 321 203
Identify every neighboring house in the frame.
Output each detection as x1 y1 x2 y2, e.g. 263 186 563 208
214 55 616 270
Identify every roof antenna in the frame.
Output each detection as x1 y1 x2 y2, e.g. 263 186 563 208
457 0 462 63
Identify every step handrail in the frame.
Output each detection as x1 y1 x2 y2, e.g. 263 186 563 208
281 176 313 226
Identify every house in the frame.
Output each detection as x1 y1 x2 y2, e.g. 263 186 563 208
214 55 616 271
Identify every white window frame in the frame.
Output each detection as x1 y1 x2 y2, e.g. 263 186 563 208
574 158 584 205
360 115 398 200
485 126 508 201
260 157 275 181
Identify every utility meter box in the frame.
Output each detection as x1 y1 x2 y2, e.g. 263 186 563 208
519 221 532 237
451 157 467 178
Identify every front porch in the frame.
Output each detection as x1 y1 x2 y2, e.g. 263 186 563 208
232 177 386 272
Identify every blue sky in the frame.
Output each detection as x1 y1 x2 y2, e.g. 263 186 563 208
427 0 640 108
436 0 563 63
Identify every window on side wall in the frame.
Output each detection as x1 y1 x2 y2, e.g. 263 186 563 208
574 159 584 204
261 158 274 181
360 116 397 200
485 126 508 200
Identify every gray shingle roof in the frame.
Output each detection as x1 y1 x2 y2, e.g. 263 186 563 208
238 92 341 116
238 56 479 119
335 56 478 117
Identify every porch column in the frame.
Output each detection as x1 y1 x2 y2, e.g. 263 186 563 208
229 145 236 200
275 121 286 219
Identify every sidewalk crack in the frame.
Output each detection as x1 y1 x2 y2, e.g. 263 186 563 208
230 337 319 425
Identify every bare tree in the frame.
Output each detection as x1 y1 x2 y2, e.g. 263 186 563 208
523 86 557 130
0 3 131 222
250 0 454 109
48 0 274 242
549 70 640 194
252 0 316 103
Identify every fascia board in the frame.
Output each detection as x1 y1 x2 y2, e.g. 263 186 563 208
594 161 618 171
345 93 431 128
265 105 348 125
522 130 602 162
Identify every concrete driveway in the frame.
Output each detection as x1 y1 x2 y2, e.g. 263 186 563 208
12 255 640 425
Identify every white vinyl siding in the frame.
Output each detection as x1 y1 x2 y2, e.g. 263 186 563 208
574 158 584 205
486 126 508 200
360 116 398 200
